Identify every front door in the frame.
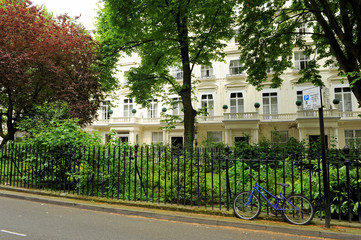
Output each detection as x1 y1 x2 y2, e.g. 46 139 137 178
171 137 183 149
309 135 328 148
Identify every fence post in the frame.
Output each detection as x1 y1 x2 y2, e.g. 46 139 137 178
9 142 14 186
134 144 138 201
225 145 231 211
343 145 352 223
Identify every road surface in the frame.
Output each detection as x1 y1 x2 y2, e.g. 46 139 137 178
0 196 332 240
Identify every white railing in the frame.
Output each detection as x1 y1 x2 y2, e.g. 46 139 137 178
296 109 339 118
223 112 259 120
339 111 361 119
261 113 297 121
92 109 361 126
197 115 224 122
140 117 162 123
110 117 140 123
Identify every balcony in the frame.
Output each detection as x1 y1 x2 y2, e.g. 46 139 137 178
339 111 361 119
224 112 259 120
92 109 361 126
92 117 140 125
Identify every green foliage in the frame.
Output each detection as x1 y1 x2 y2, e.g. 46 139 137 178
18 102 72 136
237 0 361 104
23 119 101 148
1 137 360 219
97 0 238 148
0 0 111 146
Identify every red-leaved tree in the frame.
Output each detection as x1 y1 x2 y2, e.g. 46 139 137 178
0 0 104 145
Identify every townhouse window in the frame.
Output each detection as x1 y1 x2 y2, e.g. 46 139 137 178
297 23 312 36
335 87 352 112
230 92 244 113
172 97 183 116
207 131 222 142
234 36 239 45
173 66 183 80
201 65 213 78
123 99 133 117
297 23 307 35
123 71 129 85
271 130 288 144
234 29 239 45
100 101 110 120
345 130 361 148
294 51 309 70
262 92 278 114
148 99 158 118
266 59 273 73
201 94 214 116
229 59 243 75
152 132 163 144
297 91 303 102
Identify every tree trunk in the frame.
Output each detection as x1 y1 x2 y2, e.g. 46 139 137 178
0 105 16 147
180 87 197 151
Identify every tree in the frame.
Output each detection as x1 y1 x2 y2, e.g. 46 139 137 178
97 0 236 150
236 0 361 106
0 0 108 145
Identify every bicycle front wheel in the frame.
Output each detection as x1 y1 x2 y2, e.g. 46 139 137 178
282 194 314 225
233 191 261 220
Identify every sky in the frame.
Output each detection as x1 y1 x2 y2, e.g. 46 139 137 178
31 0 100 31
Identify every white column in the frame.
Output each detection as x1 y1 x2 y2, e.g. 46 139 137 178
225 129 230 145
252 128 259 144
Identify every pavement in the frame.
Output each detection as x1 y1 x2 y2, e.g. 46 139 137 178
0 186 360 240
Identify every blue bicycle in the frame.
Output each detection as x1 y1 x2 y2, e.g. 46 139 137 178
233 174 314 225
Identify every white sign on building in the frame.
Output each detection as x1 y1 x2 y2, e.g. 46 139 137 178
303 87 322 110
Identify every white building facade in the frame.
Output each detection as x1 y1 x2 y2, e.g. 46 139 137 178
85 36 361 149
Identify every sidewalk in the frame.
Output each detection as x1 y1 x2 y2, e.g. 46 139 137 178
0 186 360 240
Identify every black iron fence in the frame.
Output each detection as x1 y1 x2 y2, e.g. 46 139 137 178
0 143 360 223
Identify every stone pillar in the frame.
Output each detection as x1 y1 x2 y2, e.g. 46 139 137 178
252 128 259 144
225 129 231 146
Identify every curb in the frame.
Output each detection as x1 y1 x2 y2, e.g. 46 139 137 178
0 190 359 240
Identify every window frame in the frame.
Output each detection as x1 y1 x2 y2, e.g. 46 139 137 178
173 66 183 80
100 101 110 120
207 131 222 143
271 130 289 144
335 87 352 112
229 92 244 113
148 99 158 118
229 59 243 75
262 92 278 115
152 132 163 144
200 65 214 78
201 93 214 116
171 97 183 116
294 51 310 70
123 98 133 117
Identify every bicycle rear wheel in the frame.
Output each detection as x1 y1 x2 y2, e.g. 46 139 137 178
282 194 314 225
233 191 261 220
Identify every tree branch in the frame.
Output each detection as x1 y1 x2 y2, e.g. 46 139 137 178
191 7 221 72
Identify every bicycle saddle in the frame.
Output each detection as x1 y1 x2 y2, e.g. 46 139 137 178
277 183 290 188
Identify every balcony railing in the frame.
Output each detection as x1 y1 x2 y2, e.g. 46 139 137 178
223 112 259 120
197 115 224 122
339 111 361 119
261 113 297 121
92 109 361 126
296 109 339 118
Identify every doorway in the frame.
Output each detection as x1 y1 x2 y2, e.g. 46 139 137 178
171 137 183 149
309 135 328 148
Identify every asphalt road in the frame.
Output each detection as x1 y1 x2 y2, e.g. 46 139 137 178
0 196 332 240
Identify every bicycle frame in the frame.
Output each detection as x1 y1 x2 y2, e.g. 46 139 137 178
249 182 300 211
